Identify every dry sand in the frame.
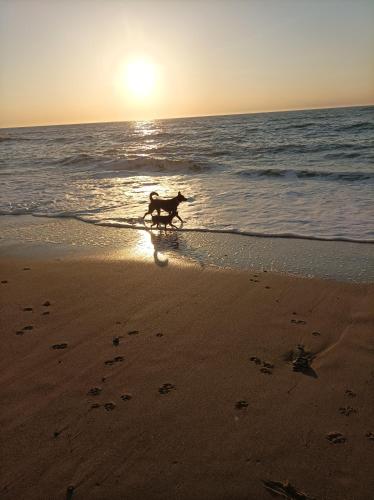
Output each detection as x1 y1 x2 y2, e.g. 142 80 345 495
1 257 374 500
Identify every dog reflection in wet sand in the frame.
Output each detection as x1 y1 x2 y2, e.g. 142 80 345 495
150 229 179 267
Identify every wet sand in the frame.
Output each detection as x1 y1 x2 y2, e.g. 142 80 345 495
1 255 374 500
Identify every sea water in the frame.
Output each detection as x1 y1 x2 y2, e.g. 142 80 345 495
1 106 373 243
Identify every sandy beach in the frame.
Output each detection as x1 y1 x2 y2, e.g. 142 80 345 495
1 242 374 499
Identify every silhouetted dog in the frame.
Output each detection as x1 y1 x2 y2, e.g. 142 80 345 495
143 191 187 222
151 212 178 229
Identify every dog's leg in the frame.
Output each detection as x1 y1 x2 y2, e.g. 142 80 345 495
176 213 184 223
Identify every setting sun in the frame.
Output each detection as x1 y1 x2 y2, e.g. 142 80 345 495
125 60 156 99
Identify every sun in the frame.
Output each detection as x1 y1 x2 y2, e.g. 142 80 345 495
126 60 156 99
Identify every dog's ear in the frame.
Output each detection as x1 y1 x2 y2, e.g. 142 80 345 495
178 191 181 194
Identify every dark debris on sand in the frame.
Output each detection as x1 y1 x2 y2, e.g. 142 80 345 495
292 345 314 374
262 479 314 499
66 485 75 500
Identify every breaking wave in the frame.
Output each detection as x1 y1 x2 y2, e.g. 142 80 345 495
236 168 373 182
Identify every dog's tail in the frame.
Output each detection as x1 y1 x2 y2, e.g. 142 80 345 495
150 191 159 201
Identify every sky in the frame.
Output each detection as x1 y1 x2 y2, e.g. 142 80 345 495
0 0 373 128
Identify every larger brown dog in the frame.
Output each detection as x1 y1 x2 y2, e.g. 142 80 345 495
143 191 187 222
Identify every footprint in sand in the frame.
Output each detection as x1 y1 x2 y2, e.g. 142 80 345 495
235 400 248 409
326 432 346 444
17 325 33 334
51 343 68 350
23 307 33 312
121 394 132 401
1 280 8 284
260 367 273 375
127 330 139 336
159 383 175 395
312 331 321 336
250 356 262 365
345 389 356 398
43 301 51 306
366 432 374 441
291 319 306 325
156 332 163 337
23 267 31 271
104 356 124 366
87 387 102 396
42 311 50 315
265 286 271 289
104 402 116 411
250 357 274 374
91 403 101 409
263 362 274 369
112 336 122 346
339 406 357 416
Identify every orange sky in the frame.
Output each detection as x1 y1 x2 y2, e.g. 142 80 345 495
1 0 373 128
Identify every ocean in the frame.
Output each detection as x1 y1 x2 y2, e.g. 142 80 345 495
1 105 373 243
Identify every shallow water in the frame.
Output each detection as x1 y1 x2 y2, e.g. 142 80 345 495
1 105 373 242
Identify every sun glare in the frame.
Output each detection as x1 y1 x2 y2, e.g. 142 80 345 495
126 60 156 99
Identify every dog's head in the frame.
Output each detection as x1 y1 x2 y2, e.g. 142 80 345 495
177 191 187 202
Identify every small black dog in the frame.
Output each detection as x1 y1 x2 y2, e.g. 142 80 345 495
143 191 187 222
151 212 179 229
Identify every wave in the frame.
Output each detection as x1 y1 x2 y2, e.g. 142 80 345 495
99 157 209 173
45 154 209 173
281 122 316 130
50 153 103 166
246 142 369 156
336 121 374 132
236 168 373 182
0 135 35 143
1 212 373 244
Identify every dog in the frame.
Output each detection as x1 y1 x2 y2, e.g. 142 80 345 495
151 212 179 229
143 191 187 222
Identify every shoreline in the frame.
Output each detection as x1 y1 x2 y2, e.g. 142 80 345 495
1 255 374 499
1 215 374 283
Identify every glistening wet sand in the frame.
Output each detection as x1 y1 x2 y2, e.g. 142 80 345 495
1 215 373 281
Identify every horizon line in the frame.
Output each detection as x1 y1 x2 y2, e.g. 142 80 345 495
1 102 373 130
